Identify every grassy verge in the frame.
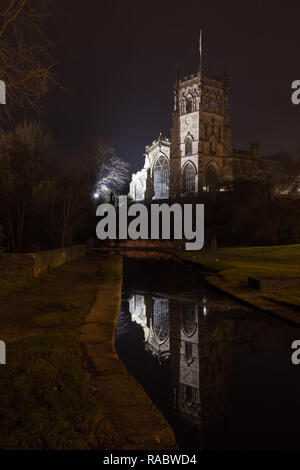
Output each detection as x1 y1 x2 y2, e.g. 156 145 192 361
0 265 68 297
0 276 35 296
0 255 122 449
0 336 112 449
177 244 300 309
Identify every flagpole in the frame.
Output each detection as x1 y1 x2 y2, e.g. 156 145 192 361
199 30 202 79
199 30 203 104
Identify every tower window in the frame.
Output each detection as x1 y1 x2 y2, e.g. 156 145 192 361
192 96 197 111
205 164 218 192
153 155 169 199
185 385 194 403
185 136 193 156
209 136 216 154
152 299 169 344
184 342 193 362
182 162 196 194
180 98 186 115
181 304 196 336
186 97 193 113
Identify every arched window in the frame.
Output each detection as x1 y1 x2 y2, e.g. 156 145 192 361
133 295 145 319
209 136 216 154
184 342 193 362
205 164 218 192
153 155 169 199
185 136 193 156
216 95 222 114
192 97 196 111
152 299 169 344
210 93 217 113
186 97 193 113
180 98 186 115
134 179 144 200
203 92 211 112
182 162 196 194
181 304 196 336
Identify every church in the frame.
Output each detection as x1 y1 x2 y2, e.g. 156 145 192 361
128 34 261 202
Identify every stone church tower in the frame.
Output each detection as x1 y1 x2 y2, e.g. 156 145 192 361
170 62 233 197
128 32 260 202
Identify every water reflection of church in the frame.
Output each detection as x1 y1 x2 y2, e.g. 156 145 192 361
128 292 268 427
129 295 171 361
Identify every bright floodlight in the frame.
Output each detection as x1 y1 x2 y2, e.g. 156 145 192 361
93 192 100 199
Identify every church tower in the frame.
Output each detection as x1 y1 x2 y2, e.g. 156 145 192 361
170 32 233 198
128 32 262 203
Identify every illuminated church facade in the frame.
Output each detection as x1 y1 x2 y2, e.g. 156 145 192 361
128 37 261 201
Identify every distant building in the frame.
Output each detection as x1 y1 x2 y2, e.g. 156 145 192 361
129 36 264 202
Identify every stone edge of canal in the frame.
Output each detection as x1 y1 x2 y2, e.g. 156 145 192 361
79 254 178 450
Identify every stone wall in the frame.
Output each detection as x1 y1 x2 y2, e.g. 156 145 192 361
0 245 86 278
248 276 300 292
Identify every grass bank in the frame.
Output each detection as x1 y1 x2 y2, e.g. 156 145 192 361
0 254 122 449
177 244 300 310
0 276 36 296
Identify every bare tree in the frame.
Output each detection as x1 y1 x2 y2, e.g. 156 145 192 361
88 137 130 200
0 119 55 251
0 0 58 120
260 150 300 196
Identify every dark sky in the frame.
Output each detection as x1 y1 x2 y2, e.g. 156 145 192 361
45 0 300 172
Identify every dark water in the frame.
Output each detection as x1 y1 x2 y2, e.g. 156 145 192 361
115 258 300 450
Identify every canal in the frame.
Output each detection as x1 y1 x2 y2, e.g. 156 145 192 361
115 258 300 450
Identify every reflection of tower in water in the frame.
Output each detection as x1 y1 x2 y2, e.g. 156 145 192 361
127 292 270 430
128 293 229 426
171 302 230 427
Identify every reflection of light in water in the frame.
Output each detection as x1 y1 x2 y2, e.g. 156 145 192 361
203 306 208 316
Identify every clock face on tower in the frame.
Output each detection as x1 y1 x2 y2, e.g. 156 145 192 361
185 372 192 383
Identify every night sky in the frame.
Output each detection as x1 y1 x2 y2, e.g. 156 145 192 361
45 0 300 172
